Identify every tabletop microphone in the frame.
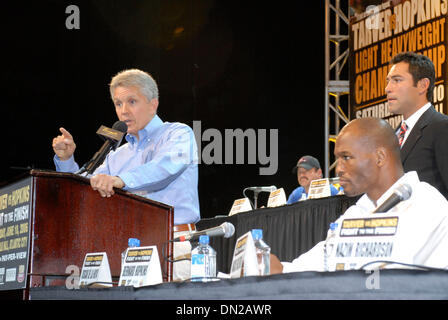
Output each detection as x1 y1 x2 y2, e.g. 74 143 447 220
76 121 128 175
373 184 412 213
173 222 235 242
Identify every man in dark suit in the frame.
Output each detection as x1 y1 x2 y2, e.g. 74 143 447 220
385 52 448 199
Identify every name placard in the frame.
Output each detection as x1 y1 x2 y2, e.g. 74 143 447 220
327 214 401 271
308 178 331 199
79 252 112 287
229 198 253 216
119 245 162 287
267 188 287 207
229 231 258 278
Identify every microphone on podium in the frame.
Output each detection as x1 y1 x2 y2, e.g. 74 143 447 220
373 184 412 213
173 222 235 242
76 121 128 175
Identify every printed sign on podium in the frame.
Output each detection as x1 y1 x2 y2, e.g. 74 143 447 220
119 245 162 287
79 252 112 287
229 231 258 278
267 188 287 207
229 198 253 216
0 177 32 291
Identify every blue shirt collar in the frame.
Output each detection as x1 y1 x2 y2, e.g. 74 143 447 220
125 114 163 145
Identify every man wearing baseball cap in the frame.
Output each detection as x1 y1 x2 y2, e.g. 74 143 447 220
287 155 340 204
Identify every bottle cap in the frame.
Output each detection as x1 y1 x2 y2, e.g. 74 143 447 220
329 223 338 231
199 235 209 244
128 238 141 247
251 229 263 240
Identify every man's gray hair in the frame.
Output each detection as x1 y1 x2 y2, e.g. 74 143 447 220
109 69 159 101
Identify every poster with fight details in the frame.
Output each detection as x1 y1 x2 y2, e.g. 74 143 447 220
0 177 32 291
349 0 448 127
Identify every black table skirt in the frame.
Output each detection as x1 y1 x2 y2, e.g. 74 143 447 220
196 195 360 274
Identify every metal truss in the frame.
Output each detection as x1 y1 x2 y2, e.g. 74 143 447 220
324 0 350 178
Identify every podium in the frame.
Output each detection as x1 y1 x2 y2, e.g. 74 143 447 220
0 170 174 299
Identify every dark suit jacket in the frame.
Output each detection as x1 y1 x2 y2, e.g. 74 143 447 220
400 106 448 199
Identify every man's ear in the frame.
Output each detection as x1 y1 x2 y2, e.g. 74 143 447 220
417 78 430 96
375 147 387 167
151 98 159 112
317 168 323 178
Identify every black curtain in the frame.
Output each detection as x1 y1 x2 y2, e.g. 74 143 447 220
196 195 360 273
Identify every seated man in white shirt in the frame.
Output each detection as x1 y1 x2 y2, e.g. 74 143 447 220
270 117 448 274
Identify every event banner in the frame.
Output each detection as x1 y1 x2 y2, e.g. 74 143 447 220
0 177 32 291
349 0 447 127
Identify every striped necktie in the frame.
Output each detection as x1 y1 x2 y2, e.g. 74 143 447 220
397 121 408 146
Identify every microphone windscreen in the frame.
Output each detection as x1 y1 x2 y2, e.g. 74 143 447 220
112 121 128 133
397 184 412 200
223 222 235 238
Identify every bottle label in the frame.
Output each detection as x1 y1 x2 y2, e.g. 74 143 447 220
191 253 205 279
191 253 216 280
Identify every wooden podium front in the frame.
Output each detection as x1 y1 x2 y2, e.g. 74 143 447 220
0 170 174 299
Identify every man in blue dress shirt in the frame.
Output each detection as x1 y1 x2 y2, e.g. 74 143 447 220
287 155 340 204
52 69 200 281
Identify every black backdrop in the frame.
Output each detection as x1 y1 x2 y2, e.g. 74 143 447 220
1 1 327 220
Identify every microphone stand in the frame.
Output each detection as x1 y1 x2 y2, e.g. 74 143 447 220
75 162 91 175
253 190 260 209
242 188 256 209
75 140 115 176
242 186 276 210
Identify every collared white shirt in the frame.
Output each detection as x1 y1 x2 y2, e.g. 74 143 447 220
281 171 448 272
397 102 431 147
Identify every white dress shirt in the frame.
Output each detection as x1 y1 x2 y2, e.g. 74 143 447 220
282 171 448 272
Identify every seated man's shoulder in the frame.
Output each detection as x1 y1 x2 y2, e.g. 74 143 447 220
287 186 305 204
415 180 448 206
291 186 305 194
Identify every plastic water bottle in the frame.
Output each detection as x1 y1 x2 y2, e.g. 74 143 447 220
121 238 140 266
251 229 271 276
190 235 216 282
324 222 338 271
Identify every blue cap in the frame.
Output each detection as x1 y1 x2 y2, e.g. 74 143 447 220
199 235 209 245
128 238 140 247
251 229 263 240
329 223 338 231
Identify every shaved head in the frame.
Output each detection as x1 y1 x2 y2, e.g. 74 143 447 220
335 117 404 201
339 118 401 161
